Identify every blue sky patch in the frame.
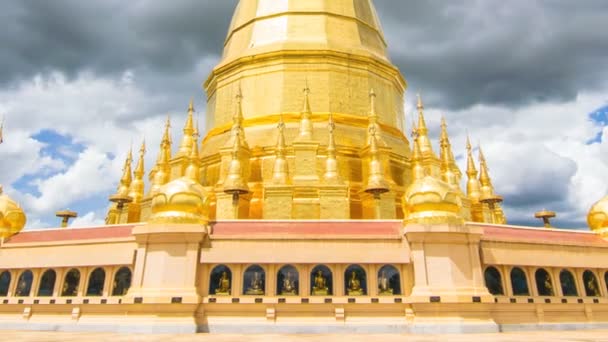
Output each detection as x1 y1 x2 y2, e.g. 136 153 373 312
587 105 608 145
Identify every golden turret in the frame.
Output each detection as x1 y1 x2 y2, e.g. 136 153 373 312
411 129 425 182
128 140 146 204
466 136 482 203
367 89 381 145
323 113 343 185
0 185 26 238
177 100 195 157
149 117 172 196
415 94 436 157
478 145 506 224
223 131 249 196
116 148 133 197
363 127 390 197
588 195 608 238
185 123 201 182
271 116 290 185
296 85 314 142
439 117 460 188
224 89 248 149
108 149 134 220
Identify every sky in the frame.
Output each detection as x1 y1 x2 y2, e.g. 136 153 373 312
0 0 607 229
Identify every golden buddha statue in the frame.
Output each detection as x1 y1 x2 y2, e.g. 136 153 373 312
378 271 393 295
544 276 554 296
280 272 297 296
245 271 264 295
587 277 600 296
347 271 364 296
215 271 231 296
312 270 329 296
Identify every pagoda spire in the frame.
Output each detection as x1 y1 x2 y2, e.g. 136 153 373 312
439 117 460 187
177 99 195 157
225 88 248 148
363 126 390 197
271 115 290 185
223 130 249 195
411 128 425 182
465 136 482 202
149 117 172 195
297 83 314 141
367 89 382 144
323 113 343 184
478 145 496 198
185 121 201 182
116 147 133 197
415 94 435 156
128 140 146 203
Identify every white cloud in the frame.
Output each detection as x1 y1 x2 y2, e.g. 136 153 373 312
70 211 105 228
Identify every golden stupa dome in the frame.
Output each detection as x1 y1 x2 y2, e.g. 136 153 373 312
149 178 208 225
0 185 27 238
403 176 463 225
588 195 608 235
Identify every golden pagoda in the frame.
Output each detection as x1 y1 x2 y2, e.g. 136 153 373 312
3 0 608 336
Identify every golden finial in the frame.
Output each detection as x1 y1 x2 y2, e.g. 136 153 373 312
185 122 201 182
56 210 77 228
535 209 556 228
223 131 249 195
439 117 460 187
478 144 504 223
364 128 390 198
297 82 313 141
149 120 172 195
177 99 195 156
416 93 424 111
414 93 435 156
115 148 133 197
411 131 425 181
271 115 290 185
324 113 343 184
465 135 481 202
128 139 146 203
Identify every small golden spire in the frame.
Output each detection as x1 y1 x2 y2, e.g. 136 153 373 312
185 122 201 182
415 94 435 156
439 117 460 187
478 144 505 223
367 89 381 144
223 131 249 195
297 83 313 141
177 99 195 156
149 118 172 195
364 127 390 197
128 139 146 203
225 88 248 149
465 135 481 202
271 115 290 185
411 128 424 181
478 145 495 196
117 148 133 197
324 113 343 184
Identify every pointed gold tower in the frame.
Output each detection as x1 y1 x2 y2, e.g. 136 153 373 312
478 145 506 224
200 0 409 220
107 149 134 224
126 140 146 223
319 113 349 219
149 117 172 196
466 137 484 222
177 100 195 157
264 116 294 219
415 95 441 178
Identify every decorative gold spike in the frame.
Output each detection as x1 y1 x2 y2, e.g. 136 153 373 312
411 129 425 181
271 115 290 185
439 117 460 187
364 127 390 197
367 89 381 144
323 113 343 184
128 139 146 203
415 94 435 156
478 144 505 224
185 121 201 182
149 118 172 195
465 135 482 202
177 99 195 156
223 131 249 195
297 84 313 141
116 148 133 197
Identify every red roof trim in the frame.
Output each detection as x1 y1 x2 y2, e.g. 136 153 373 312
479 224 608 246
5 225 135 244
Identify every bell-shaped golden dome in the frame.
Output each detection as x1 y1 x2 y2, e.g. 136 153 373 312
149 178 208 225
403 176 463 225
588 195 608 236
0 185 27 238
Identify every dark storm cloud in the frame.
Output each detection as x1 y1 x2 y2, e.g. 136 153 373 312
374 0 608 109
1 0 606 110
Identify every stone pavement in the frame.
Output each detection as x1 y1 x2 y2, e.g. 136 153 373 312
1 330 608 342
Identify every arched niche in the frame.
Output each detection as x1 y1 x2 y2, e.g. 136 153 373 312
559 269 578 296
311 265 332 296
86 268 106 296
510 267 529 296
15 270 33 297
377 265 401 295
277 265 299 296
535 268 554 296
37 270 56 296
0 271 11 296
112 267 132 296
484 266 504 295
243 265 265 295
344 264 366 296
583 270 601 297
209 265 232 296
62 269 80 296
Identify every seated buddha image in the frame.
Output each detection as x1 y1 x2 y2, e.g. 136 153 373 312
587 277 600 296
245 271 264 295
280 271 297 296
215 271 231 296
347 271 364 296
378 271 393 295
312 270 329 296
